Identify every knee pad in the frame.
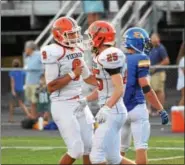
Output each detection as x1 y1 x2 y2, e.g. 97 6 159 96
90 152 106 164
134 120 150 150
81 124 93 155
84 138 92 155
68 140 84 159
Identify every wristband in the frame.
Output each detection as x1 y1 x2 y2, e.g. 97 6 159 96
68 71 76 80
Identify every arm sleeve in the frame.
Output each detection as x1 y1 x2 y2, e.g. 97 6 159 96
159 45 168 60
137 56 150 78
40 46 59 64
179 57 184 68
81 60 91 79
44 63 60 84
104 67 122 75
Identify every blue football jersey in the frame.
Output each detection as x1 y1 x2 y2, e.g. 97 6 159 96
124 53 150 111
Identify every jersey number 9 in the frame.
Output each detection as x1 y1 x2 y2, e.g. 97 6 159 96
92 68 103 91
42 51 47 59
72 59 81 81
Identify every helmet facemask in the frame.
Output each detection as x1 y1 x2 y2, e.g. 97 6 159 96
83 31 94 51
53 26 83 48
63 27 83 47
144 39 153 55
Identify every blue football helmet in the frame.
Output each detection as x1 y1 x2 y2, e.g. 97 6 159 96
123 27 151 54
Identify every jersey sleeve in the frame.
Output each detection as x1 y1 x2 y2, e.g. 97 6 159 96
81 59 91 79
137 55 150 78
179 57 184 68
98 49 126 69
44 63 60 84
40 45 62 64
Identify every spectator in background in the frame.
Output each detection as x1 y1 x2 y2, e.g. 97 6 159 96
177 49 184 106
24 41 43 119
149 33 170 115
82 0 104 26
35 74 50 121
102 0 109 18
9 59 32 122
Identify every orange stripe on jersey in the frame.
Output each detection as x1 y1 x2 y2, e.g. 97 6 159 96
57 46 66 61
66 95 80 100
77 47 84 53
92 68 100 75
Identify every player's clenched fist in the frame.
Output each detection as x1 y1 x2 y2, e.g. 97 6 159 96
73 98 87 117
159 110 169 125
73 65 83 77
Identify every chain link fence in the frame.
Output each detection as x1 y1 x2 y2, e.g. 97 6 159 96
1 65 181 114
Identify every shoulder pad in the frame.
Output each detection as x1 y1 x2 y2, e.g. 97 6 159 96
98 47 126 69
40 44 65 64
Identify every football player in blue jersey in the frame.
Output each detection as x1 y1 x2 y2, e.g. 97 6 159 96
120 27 169 164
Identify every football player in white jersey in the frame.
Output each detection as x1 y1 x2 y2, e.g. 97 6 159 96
74 21 135 164
40 17 97 165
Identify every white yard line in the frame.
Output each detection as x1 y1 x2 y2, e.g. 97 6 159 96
156 140 184 143
149 156 184 161
1 146 67 150
1 146 184 151
148 147 184 150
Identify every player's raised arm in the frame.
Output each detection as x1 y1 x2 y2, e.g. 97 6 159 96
137 57 169 124
45 64 82 93
41 47 83 93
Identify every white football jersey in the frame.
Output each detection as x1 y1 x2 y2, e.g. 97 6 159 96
41 43 91 101
92 47 127 113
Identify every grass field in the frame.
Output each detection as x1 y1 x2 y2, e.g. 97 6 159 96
1 136 184 164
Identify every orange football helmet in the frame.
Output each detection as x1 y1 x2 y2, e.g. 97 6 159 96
52 17 82 47
85 21 116 50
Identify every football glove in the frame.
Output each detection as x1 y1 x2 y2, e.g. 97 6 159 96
159 110 169 125
74 98 87 117
95 105 111 124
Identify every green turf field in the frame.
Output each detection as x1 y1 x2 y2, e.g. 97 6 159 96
1 136 184 164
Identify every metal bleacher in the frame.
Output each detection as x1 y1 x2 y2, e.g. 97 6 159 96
34 1 185 49
2 1 184 49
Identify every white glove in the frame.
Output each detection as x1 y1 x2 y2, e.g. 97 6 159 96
95 105 111 124
74 98 87 117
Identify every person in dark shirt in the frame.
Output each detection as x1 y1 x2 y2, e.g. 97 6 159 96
149 33 170 115
9 59 33 122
